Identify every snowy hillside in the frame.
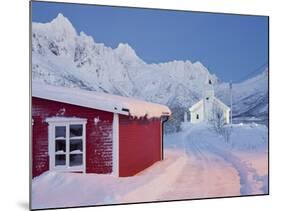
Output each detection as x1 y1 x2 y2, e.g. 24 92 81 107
32 13 268 131
216 69 268 125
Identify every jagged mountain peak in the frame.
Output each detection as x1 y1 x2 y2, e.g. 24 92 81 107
78 31 96 45
32 13 268 131
50 13 77 37
52 13 71 24
193 61 217 80
33 13 77 40
115 43 135 55
114 42 143 63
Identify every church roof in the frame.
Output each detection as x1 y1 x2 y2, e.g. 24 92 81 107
213 98 231 111
189 100 203 112
189 97 230 112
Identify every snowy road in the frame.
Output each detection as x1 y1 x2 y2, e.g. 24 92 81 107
161 123 268 200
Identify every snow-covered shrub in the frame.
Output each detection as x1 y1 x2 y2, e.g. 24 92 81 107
210 104 224 132
210 104 232 143
165 105 185 133
221 125 232 143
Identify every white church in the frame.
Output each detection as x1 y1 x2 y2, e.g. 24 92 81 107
188 78 230 124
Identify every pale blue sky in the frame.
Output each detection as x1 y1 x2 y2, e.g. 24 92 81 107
32 1 268 82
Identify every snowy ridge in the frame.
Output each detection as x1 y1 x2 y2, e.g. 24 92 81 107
216 69 268 124
32 13 268 131
32 13 217 100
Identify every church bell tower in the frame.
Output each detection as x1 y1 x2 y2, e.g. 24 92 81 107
203 77 215 121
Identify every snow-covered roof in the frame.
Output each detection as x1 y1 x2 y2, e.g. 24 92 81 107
213 98 230 111
189 97 230 112
189 100 203 112
32 82 171 118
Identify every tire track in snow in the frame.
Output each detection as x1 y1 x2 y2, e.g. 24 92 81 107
165 124 267 197
201 142 253 195
161 132 240 199
181 126 255 195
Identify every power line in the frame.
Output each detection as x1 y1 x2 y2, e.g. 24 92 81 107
234 61 268 83
228 61 268 125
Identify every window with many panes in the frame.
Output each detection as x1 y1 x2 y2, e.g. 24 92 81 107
46 118 87 172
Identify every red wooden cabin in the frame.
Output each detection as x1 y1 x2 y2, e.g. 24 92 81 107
32 83 171 178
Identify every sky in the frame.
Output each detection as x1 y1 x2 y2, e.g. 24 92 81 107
31 1 268 82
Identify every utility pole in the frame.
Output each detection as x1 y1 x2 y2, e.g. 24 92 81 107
230 80 233 127
184 111 188 123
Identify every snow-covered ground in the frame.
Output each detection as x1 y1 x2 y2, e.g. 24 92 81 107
32 122 268 209
164 122 268 199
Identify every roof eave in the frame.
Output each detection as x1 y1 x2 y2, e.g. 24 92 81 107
32 95 130 116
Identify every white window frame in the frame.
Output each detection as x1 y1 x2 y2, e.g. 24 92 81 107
46 117 87 173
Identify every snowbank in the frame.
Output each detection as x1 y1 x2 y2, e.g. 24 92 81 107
32 150 185 209
227 123 268 150
178 122 268 151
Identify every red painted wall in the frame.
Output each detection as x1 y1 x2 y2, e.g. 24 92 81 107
119 115 162 177
32 97 113 178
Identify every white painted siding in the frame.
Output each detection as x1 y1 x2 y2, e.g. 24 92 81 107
189 97 230 124
224 110 230 124
190 105 204 124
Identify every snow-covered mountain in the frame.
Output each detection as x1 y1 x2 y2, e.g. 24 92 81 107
32 13 268 131
216 69 268 125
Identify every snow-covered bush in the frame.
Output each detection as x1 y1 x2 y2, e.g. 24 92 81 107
221 125 232 143
210 104 232 143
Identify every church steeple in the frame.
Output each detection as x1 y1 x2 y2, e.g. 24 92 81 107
203 76 215 100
